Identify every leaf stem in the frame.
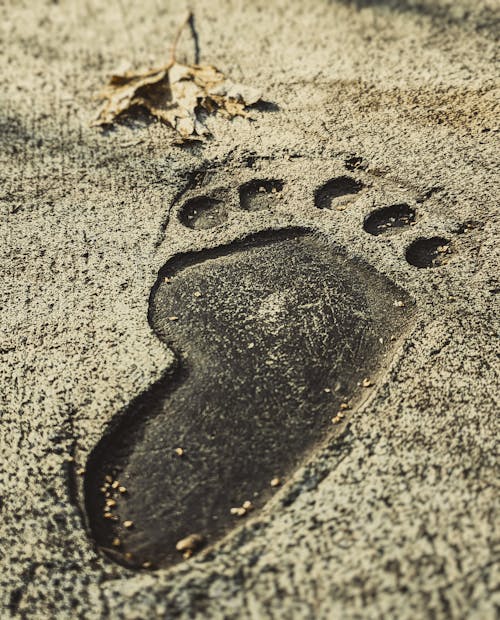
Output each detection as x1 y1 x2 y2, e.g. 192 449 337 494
170 11 193 64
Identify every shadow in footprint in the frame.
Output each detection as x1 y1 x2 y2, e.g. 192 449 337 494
314 176 363 210
364 204 416 236
239 179 284 211
84 228 412 569
406 236 451 268
178 196 228 230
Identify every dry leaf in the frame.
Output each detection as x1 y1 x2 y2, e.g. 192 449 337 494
93 14 263 138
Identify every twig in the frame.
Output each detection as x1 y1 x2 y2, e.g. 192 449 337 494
169 11 194 64
188 12 200 64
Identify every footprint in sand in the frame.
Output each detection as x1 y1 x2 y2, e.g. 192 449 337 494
83 162 451 569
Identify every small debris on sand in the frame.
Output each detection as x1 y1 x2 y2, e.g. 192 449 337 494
394 300 405 307
270 477 281 487
168 316 179 321
193 291 202 298
112 538 121 547
175 447 184 456
230 507 247 517
230 499 254 517
332 408 347 424
362 378 374 388
118 486 127 494
175 533 204 554
123 520 134 529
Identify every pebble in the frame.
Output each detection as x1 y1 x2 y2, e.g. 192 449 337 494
175 533 204 553
230 507 247 517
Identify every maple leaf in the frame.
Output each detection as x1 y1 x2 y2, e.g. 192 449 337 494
92 13 262 138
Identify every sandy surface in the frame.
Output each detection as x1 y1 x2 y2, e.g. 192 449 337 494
1 0 499 618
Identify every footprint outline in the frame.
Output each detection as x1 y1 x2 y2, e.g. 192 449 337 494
82 157 455 570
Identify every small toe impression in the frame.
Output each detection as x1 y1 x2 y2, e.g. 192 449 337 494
178 196 228 230
239 179 284 211
406 237 451 268
364 204 416 236
314 176 363 210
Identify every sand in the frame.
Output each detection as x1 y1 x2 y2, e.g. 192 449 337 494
1 0 499 618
